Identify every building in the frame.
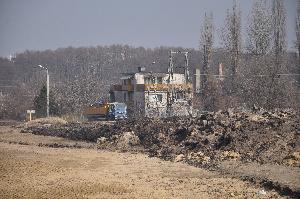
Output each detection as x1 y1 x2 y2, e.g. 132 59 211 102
110 67 193 117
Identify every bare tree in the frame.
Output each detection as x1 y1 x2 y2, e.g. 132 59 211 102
200 12 214 110
242 0 273 108
297 0 300 55
242 0 297 109
200 12 214 80
272 0 286 63
264 0 288 108
220 0 242 107
296 0 300 83
221 0 241 77
246 0 272 56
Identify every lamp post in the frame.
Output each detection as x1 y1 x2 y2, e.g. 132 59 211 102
38 65 49 117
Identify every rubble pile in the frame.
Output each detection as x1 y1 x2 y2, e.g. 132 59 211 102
22 108 300 167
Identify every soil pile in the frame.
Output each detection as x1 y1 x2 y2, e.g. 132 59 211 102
22 108 300 167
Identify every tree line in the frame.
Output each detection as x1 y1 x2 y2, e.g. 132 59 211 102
0 0 299 119
199 0 300 111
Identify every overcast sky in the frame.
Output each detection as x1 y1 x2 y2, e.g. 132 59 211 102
0 0 298 57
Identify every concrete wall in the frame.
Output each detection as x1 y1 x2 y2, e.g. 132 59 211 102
113 91 126 103
144 91 192 118
133 91 145 116
134 73 145 84
113 72 192 118
144 91 168 117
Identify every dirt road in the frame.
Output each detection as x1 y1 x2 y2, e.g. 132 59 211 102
0 127 285 199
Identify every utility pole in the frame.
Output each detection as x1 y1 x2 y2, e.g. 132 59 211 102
166 50 190 117
38 65 49 117
46 68 49 117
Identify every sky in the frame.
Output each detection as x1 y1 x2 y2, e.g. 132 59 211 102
0 0 298 57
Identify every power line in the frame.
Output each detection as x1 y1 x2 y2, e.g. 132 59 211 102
0 85 19 88
195 73 300 77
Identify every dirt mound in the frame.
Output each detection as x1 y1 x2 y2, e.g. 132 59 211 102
22 108 300 167
22 122 116 142
18 108 300 197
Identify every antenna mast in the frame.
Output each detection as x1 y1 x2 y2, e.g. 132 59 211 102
166 50 190 117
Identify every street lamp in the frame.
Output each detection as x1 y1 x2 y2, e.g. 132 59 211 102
38 65 49 117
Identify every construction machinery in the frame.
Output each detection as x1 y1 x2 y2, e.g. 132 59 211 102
83 101 127 121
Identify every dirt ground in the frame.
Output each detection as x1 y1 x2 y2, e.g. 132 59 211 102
0 126 287 199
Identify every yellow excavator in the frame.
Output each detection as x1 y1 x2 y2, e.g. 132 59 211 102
83 101 127 121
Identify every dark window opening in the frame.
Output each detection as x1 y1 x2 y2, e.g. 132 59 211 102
124 93 127 102
110 92 115 102
156 94 162 102
128 92 133 101
157 77 163 84
123 79 132 85
176 92 184 100
144 77 150 84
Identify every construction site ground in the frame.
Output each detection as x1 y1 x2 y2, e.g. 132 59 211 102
0 123 299 199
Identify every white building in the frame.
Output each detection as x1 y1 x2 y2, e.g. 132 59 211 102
110 68 193 117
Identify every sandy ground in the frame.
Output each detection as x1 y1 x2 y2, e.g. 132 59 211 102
0 126 287 199
0 126 94 148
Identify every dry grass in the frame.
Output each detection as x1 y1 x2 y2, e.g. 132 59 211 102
26 117 67 127
0 126 94 149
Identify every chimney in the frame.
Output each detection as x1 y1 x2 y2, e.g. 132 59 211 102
195 68 201 93
218 63 224 81
138 67 145 72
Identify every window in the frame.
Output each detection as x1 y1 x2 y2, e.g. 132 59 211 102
156 94 162 102
176 92 184 100
123 79 132 85
144 77 150 84
149 94 162 102
150 77 155 84
157 77 163 84
110 92 115 102
128 92 133 101
149 94 156 102
144 76 155 84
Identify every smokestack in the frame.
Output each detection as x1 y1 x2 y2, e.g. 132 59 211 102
195 68 201 93
219 63 224 81
138 67 145 72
